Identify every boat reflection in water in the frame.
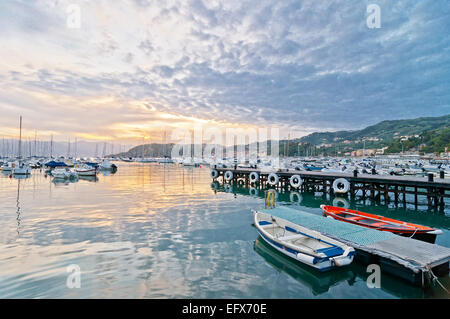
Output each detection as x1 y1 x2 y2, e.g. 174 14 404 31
1 170 32 180
78 175 99 183
52 178 79 186
254 236 356 296
254 233 435 298
13 174 31 180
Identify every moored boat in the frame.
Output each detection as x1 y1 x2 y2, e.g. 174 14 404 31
74 164 97 176
98 160 117 171
13 162 31 175
1 162 14 172
253 211 355 271
52 167 78 179
320 205 443 243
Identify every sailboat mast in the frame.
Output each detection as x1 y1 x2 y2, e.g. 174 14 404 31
50 134 53 158
18 116 22 159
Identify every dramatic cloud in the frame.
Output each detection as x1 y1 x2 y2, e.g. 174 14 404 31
0 0 449 143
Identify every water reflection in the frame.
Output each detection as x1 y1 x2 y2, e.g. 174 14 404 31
16 179 22 236
211 181 450 233
254 236 356 296
214 181 450 296
78 175 99 183
254 234 444 298
52 178 79 186
0 164 448 298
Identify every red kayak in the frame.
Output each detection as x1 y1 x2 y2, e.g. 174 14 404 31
320 205 443 243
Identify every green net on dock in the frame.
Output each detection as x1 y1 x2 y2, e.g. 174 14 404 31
260 206 397 247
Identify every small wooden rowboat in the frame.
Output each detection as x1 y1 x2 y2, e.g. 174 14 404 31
254 211 355 271
320 205 443 243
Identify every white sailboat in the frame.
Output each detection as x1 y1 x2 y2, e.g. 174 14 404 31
1 161 14 172
98 159 117 170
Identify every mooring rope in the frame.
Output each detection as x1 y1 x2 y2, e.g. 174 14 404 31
426 265 449 294
408 227 419 239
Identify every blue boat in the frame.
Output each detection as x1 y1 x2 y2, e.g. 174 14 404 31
304 165 323 171
45 161 68 168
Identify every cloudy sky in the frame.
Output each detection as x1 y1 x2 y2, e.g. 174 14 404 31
0 0 449 144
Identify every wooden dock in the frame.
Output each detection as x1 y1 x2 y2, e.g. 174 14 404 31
255 206 450 288
211 167 450 209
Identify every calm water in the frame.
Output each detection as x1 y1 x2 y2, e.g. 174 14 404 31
0 163 449 299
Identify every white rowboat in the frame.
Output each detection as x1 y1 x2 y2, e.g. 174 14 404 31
253 211 355 271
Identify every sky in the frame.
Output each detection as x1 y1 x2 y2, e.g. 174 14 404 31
0 0 449 145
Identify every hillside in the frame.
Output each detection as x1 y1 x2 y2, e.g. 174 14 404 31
298 114 450 146
115 114 450 158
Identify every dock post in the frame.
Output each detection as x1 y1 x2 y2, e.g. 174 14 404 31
428 173 434 182
370 183 375 200
440 170 445 179
414 187 418 208
384 184 389 203
394 186 399 206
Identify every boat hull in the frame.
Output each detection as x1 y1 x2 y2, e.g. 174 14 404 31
321 205 442 244
13 167 31 175
75 169 97 176
257 231 336 271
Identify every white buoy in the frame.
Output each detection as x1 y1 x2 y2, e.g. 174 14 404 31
289 175 303 188
210 169 219 179
267 173 279 186
332 178 350 194
249 172 259 183
224 170 233 182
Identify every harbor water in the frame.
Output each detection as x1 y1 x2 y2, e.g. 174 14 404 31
0 163 449 298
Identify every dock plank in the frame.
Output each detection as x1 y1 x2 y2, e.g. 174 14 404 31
215 167 450 187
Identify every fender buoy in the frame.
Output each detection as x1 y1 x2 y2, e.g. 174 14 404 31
332 178 350 194
224 184 233 193
290 191 302 204
224 170 233 182
332 197 350 209
249 172 259 183
289 175 303 188
210 169 219 179
249 187 258 196
267 173 279 186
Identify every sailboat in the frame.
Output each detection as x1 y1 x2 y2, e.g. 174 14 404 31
13 116 31 176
